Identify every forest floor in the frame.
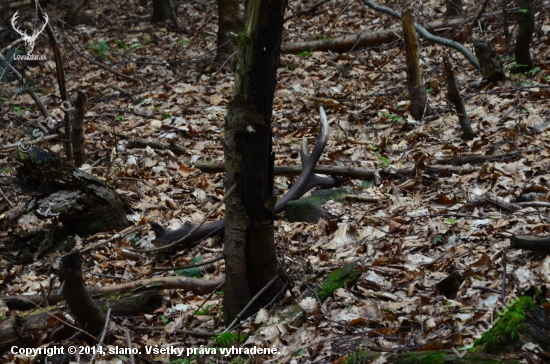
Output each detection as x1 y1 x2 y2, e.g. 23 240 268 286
1 0 550 362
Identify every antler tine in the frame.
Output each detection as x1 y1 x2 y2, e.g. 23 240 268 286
11 11 26 37
29 13 48 40
274 106 331 213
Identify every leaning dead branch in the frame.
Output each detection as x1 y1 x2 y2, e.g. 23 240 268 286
33 0 73 160
362 0 480 69
443 56 475 140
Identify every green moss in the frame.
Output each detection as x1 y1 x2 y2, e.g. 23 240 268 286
236 21 249 47
318 262 360 300
473 296 534 354
341 351 370 364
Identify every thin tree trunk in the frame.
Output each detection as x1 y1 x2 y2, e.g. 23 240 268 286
446 0 463 17
151 0 171 23
214 0 244 68
72 90 86 167
443 56 475 140
223 0 286 323
401 9 429 120
513 0 535 73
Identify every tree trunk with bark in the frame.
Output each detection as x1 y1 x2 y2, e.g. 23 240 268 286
151 0 176 26
401 9 429 120
446 0 463 17
513 0 535 74
223 0 287 323
215 0 244 68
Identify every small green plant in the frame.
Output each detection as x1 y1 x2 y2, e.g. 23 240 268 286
12 106 22 116
115 115 125 122
377 155 389 167
213 332 244 347
298 51 312 57
161 113 171 120
444 218 456 224
432 235 444 245
512 63 529 69
426 88 433 93
116 40 127 50
379 111 403 122
90 41 109 58
519 8 528 13
160 315 169 324
179 38 191 47
196 305 211 316
322 35 332 43
528 67 540 75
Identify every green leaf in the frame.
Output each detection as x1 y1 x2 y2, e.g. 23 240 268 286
116 40 127 49
519 8 528 13
444 218 456 224
298 51 311 57
512 63 528 68
377 155 389 167
213 332 244 347
528 67 540 74
115 115 125 122
160 315 169 324
196 304 211 316
176 256 203 278
426 88 433 93
292 349 307 356
161 113 171 120
432 235 444 245
361 180 373 188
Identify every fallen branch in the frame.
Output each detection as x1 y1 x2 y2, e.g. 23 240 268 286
362 0 479 69
195 162 414 179
282 17 465 54
2 275 223 309
510 235 550 253
126 140 187 155
433 148 540 166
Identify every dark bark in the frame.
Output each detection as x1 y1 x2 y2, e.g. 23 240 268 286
513 0 535 73
474 40 504 82
402 9 429 120
151 0 172 23
60 251 107 341
510 235 550 253
223 0 287 323
446 0 463 17
214 0 244 68
72 90 86 167
443 56 475 140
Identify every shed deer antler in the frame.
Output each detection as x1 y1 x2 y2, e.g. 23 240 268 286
150 106 339 249
11 11 49 55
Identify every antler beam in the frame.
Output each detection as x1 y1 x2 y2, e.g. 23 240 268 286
151 106 339 247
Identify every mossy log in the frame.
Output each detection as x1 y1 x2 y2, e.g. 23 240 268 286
472 296 550 354
14 147 130 239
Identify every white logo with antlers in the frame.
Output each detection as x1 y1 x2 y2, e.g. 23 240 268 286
11 11 48 56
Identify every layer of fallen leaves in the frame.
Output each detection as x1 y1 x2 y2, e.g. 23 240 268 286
1 0 550 362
